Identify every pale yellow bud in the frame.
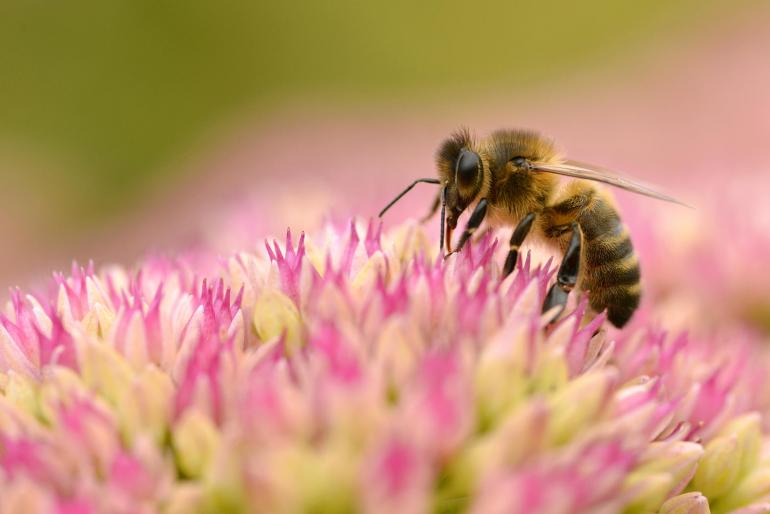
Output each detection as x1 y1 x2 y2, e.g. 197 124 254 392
351 252 387 293
531 344 569 397
728 502 770 514
692 435 740 498
721 413 762 477
712 467 770 513
4 370 38 419
253 288 302 351
659 492 710 514
623 471 674 514
79 338 133 406
638 441 703 495
548 369 614 445
116 365 174 444
174 409 220 479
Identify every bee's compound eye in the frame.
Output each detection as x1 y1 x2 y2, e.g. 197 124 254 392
456 150 480 187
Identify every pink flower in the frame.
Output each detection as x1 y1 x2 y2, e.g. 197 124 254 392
0 217 769 514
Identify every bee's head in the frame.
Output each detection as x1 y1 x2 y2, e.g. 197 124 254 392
436 129 488 251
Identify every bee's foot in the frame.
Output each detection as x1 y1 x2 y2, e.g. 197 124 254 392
502 251 518 277
542 224 581 325
542 284 569 323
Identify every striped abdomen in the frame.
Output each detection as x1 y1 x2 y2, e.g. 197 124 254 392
578 197 640 327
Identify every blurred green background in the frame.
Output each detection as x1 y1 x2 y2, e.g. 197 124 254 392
0 0 763 285
0 0 746 226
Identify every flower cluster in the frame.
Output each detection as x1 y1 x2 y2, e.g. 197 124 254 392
1 219 769 514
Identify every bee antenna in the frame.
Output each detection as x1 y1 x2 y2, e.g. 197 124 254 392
378 178 441 218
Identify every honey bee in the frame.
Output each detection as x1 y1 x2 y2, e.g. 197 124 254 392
379 128 687 328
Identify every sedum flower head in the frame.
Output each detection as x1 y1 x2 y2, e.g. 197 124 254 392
0 219 769 514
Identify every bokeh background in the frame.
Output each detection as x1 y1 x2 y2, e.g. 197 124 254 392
2 0 769 311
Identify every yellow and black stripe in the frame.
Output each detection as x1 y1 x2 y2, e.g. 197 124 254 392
578 196 641 327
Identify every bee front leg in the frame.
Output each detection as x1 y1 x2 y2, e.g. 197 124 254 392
503 212 537 277
446 198 488 256
542 223 582 323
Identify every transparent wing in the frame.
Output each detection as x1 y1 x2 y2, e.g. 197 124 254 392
530 159 690 207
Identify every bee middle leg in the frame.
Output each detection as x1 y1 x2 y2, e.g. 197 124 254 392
542 223 582 324
502 212 537 277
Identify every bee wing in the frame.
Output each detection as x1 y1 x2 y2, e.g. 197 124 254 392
530 159 690 207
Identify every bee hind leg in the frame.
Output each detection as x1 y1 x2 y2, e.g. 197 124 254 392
542 223 582 324
503 212 537 277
